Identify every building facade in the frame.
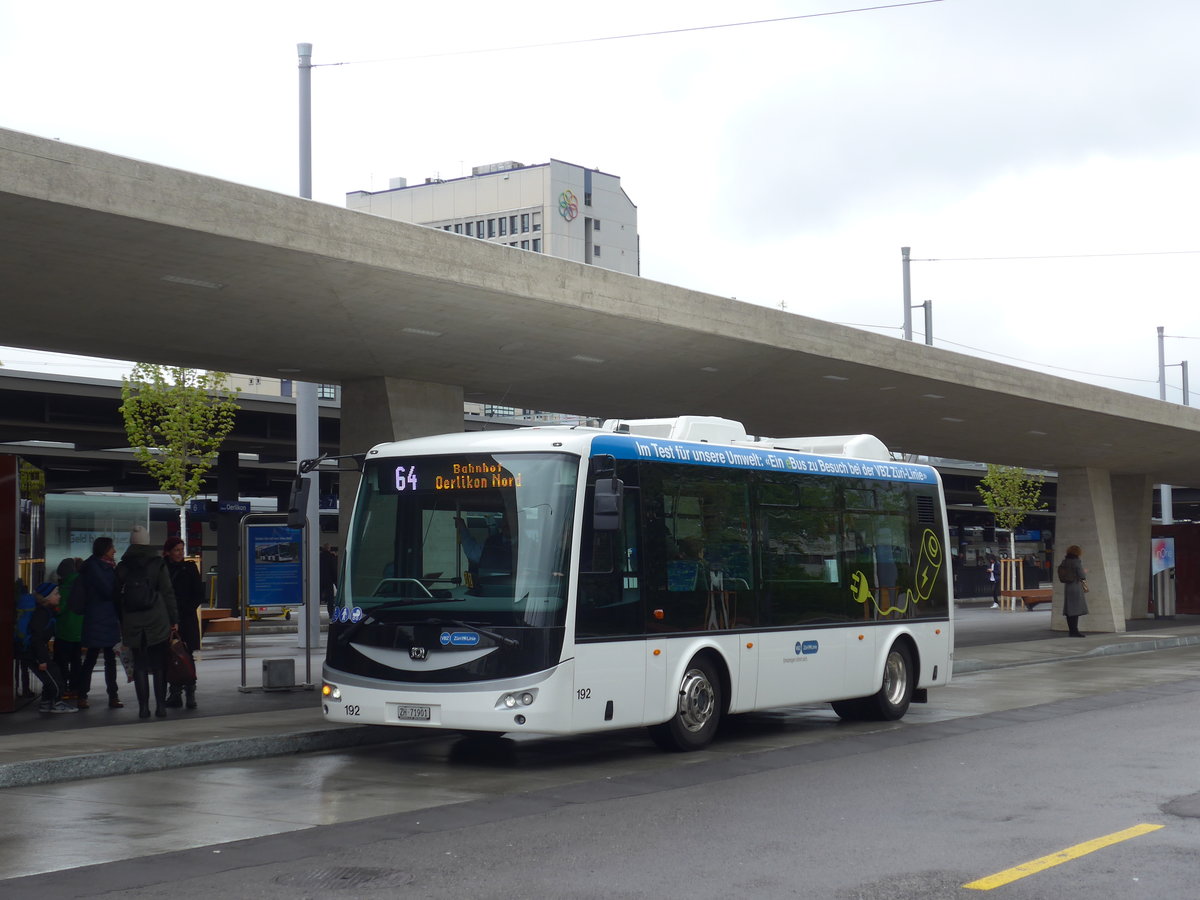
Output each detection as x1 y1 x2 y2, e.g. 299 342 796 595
346 159 639 276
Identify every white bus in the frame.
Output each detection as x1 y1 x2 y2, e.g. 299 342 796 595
321 416 953 751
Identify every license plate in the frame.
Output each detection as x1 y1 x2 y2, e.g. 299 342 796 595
396 704 432 721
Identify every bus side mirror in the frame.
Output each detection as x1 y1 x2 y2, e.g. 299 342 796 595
592 476 624 532
287 477 311 530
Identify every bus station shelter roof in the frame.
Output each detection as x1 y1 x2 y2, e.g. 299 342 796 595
2 127 1199 487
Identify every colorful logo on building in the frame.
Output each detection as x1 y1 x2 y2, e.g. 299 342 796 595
558 190 579 221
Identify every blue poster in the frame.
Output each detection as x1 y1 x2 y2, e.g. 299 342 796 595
246 523 304 606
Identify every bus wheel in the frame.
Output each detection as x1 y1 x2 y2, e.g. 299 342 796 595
830 698 867 721
866 642 914 721
648 657 722 752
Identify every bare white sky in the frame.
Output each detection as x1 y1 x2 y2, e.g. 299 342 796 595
3 0 1198 400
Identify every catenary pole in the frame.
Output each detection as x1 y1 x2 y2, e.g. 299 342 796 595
1157 326 1174 524
901 247 912 341
295 43 319 668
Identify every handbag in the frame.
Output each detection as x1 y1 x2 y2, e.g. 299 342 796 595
166 633 196 685
116 642 135 683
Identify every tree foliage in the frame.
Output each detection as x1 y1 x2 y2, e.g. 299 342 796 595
976 464 1047 532
120 364 240 515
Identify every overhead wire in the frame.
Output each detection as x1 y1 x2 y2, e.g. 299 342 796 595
312 1 946 67
828 321 1159 385
914 250 1200 262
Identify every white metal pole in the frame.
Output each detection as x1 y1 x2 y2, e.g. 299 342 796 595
295 43 319 664
902 247 912 341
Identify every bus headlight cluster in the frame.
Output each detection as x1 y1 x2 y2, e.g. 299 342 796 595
496 689 537 710
322 683 342 702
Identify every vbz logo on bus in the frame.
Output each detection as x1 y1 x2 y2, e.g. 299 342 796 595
795 640 819 656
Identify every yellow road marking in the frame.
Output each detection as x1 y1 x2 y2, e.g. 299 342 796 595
964 823 1164 891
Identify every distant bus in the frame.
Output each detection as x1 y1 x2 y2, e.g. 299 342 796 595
257 542 298 563
321 417 953 750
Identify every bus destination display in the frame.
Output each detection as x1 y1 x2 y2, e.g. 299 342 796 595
390 459 523 493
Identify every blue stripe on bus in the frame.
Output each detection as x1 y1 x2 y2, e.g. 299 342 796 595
590 435 936 484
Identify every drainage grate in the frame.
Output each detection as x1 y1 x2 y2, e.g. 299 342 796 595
273 866 414 890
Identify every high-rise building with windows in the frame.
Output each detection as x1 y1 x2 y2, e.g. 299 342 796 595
346 159 639 276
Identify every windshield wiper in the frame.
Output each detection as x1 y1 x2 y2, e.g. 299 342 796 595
422 618 519 649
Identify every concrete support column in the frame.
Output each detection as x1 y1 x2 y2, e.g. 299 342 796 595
1053 467 1126 633
336 377 465 544
216 450 240 617
1112 474 1153 620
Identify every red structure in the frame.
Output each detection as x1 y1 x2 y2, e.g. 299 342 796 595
1150 524 1200 615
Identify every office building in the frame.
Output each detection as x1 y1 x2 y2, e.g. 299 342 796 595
347 159 639 276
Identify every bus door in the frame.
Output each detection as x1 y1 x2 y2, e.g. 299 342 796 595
842 488 916 695
753 479 846 707
574 466 649 730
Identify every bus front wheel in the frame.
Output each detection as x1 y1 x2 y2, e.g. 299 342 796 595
648 656 722 752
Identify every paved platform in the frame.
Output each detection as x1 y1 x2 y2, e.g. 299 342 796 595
2 609 1198 789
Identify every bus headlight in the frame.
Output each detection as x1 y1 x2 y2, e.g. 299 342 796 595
496 689 537 710
322 682 342 702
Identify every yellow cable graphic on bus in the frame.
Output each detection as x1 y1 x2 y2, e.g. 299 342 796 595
850 529 942 615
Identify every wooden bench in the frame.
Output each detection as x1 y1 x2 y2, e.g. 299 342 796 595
200 608 234 636
999 589 1053 611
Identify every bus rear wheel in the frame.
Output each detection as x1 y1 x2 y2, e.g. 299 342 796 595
832 642 914 722
648 656 722 752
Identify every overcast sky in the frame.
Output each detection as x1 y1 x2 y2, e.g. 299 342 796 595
3 0 1198 402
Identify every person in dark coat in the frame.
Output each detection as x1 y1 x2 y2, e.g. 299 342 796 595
52 557 85 703
1060 544 1089 637
162 537 203 709
116 526 178 718
78 536 124 708
986 554 1001 609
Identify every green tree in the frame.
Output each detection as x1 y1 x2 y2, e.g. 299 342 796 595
121 364 240 545
976 464 1047 562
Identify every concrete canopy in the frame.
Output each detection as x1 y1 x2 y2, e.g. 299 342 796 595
3 127 1199 486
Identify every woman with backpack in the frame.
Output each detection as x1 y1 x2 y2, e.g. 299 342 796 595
1058 544 1089 637
116 526 178 718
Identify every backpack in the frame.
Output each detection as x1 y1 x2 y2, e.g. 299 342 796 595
1057 561 1073 584
119 557 162 613
13 589 36 654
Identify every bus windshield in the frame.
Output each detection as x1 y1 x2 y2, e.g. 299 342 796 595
345 452 577 628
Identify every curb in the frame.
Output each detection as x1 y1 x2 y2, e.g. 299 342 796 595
0 724 409 790
954 633 1200 674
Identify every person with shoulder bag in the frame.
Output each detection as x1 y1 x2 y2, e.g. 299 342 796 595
116 526 178 718
162 537 203 709
1058 544 1089 637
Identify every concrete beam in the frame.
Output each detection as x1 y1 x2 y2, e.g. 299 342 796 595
335 377 465 548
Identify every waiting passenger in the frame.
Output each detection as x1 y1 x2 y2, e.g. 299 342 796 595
27 583 77 714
